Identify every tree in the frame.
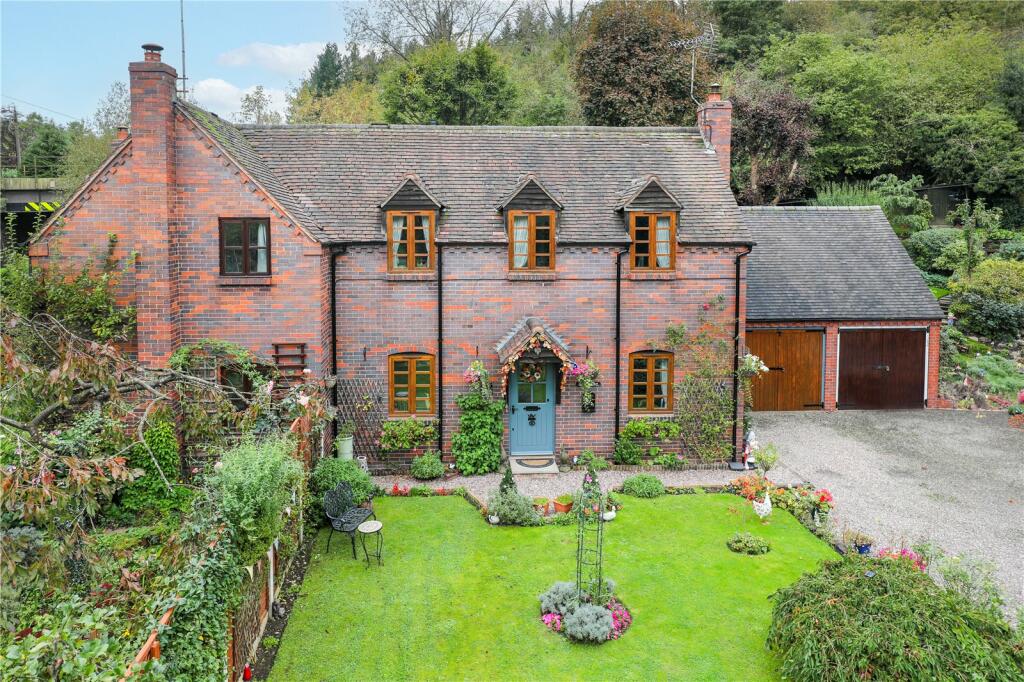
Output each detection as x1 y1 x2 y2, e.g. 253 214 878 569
379 42 516 124
998 51 1024 128
288 81 384 124
730 72 815 205
347 0 519 56
92 81 130 134
710 0 787 67
945 199 1002 280
925 107 1024 198
236 86 282 125
573 0 714 127
868 174 933 234
20 125 68 177
308 43 345 97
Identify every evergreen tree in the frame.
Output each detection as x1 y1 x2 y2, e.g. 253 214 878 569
21 126 68 177
499 466 517 495
309 42 345 97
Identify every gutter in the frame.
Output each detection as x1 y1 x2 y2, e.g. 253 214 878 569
731 247 751 461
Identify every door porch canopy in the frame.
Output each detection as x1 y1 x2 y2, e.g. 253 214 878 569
495 317 576 396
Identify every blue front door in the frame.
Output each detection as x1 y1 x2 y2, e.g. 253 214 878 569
510 363 555 455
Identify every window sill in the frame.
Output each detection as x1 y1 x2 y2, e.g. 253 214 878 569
385 414 438 421
385 271 437 282
507 271 557 281
626 271 676 281
218 276 273 287
626 412 675 419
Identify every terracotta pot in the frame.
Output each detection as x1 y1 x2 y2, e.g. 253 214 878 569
553 499 573 514
533 502 549 516
1009 414 1024 429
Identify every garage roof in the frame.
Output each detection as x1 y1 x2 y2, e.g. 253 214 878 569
743 207 943 321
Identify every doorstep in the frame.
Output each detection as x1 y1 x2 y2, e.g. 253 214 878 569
508 455 559 475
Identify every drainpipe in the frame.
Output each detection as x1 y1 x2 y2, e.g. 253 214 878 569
436 244 444 453
613 249 625 441
329 246 344 434
731 247 751 461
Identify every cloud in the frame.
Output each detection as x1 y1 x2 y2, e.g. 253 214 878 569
217 42 326 78
192 79 288 120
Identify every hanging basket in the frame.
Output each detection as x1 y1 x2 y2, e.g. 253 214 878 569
581 399 596 414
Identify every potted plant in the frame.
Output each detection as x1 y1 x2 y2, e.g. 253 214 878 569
335 421 356 460
533 497 550 516
1009 397 1024 429
843 529 874 555
570 360 600 413
553 494 574 514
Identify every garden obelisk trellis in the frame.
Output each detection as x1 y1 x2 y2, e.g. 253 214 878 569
575 464 608 605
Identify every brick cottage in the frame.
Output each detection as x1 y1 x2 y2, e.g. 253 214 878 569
30 45 942 471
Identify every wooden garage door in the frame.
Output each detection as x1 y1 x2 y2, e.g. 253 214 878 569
838 329 925 409
747 330 823 411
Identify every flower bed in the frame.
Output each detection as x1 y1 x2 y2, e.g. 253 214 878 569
539 581 633 643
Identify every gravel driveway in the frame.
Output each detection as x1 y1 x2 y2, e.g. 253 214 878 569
754 410 1024 611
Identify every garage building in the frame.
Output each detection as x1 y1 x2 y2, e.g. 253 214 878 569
743 207 944 411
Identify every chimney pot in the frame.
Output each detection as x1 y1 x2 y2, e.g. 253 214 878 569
142 43 164 62
707 83 722 102
116 126 129 141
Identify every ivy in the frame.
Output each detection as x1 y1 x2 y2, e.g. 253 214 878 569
451 390 504 475
118 415 194 518
379 418 438 451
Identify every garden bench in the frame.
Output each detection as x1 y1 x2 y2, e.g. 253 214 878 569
324 481 375 559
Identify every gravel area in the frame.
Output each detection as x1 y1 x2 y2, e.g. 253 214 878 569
753 409 1024 611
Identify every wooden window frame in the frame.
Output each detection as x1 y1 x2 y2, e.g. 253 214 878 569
628 351 674 413
629 212 676 271
507 210 557 271
386 210 435 272
388 353 436 416
219 218 271 276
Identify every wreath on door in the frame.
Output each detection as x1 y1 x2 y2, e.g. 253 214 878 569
519 362 544 383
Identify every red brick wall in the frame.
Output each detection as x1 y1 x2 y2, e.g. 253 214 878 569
696 87 733 184
747 319 942 410
334 243 747 464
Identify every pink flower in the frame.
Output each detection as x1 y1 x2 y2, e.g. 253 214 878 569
264 380 275 394
541 612 563 632
702 303 710 311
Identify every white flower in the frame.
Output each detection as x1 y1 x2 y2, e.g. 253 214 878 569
213 461 223 471
302 368 312 375
298 394 310 407
264 380 275 394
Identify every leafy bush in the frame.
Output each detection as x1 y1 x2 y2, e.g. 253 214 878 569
577 449 609 470
963 353 1024 398
563 603 613 643
619 417 682 441
950 259 1024 340
310 457 374 505
210 435 304 566
768 557 1024 682
379 418 437 451
998 239 1024 261
919 268 949 290
409 451 445 480
727 532 771 555
540 581 579 616
451 390 504 475
119 416 192 517
621 474 665 498
904 227 962 271
486 489 541 526
613 437 643 464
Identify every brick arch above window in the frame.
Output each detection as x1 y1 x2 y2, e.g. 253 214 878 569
388 353 436 416
628 350 674 413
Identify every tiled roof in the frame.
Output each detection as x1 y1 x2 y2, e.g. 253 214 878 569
743 207 943 321
496 317 574 363
613 175 681 210
495 174 564 211
214 121 749 244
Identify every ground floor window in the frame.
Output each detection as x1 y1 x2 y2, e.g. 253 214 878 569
628 351 673 412
389 353 435 415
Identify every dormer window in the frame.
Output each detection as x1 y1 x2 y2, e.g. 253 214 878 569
508 210 556 271
387 211 434 271
630 212 676 270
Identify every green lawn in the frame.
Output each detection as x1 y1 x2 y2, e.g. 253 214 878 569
270 494 835 681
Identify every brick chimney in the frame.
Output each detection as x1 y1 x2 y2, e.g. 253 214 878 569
697 84 732 184
129 43 177 366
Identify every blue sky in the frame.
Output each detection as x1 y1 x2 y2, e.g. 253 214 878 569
2 1 360 124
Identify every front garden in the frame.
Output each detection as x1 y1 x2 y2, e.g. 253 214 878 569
269 493 835 681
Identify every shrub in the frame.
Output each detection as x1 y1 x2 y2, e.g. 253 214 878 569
379 418 437 451
577 449 609 470
118 416 192 517
540 581 579 616
964 353 1024 398
998 239 1024 261
768 557 1024 682
619 417 681 441
451 391 504 474
310 457 373 505
211 435 304 566
904 227 962 271
950 259 1024 341
486 489 541 526
621 474 665 498
727 532 771 555
409 451 445 480
613 437 643 465
563 603 614 643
